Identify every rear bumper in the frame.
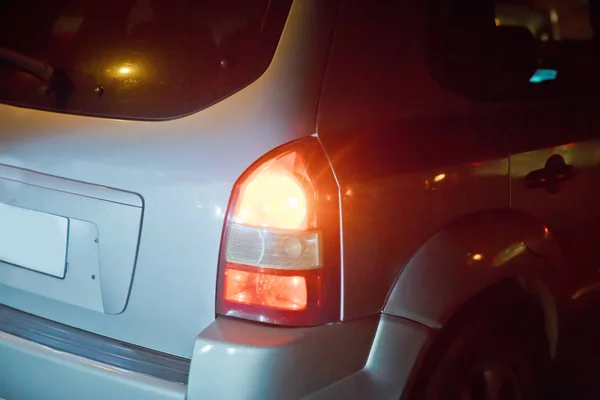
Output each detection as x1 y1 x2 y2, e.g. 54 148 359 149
0 311 429 400
189 314 429 399
0 331 186 400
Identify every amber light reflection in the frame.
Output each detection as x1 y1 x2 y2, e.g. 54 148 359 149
233 152 312 231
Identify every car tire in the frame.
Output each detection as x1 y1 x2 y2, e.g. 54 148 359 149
412 316 548 400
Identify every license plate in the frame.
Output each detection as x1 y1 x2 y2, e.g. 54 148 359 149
0 203 68 278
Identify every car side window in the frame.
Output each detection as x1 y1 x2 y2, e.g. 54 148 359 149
429 0 600 101
496 0 593 42
496 0 595 85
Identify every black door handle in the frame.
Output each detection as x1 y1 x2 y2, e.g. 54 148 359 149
525 154 573 194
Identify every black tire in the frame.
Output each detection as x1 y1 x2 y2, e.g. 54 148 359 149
411 317 548 400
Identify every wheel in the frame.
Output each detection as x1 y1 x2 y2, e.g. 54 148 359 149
411 316 548 400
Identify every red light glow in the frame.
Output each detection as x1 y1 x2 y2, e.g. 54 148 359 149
224 265 308 311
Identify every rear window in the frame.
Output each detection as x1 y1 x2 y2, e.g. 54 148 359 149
0 0 292 120
429 0 600 101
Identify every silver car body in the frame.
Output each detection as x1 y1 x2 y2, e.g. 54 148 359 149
0 0 588 399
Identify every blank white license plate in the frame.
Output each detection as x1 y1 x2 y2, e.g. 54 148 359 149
0 203 68 278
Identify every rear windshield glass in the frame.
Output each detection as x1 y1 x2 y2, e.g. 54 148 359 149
0 1 292 120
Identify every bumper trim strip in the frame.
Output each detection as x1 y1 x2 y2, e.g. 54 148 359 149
0 305 190 384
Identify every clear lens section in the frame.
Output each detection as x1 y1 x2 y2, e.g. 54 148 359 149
226 223 321 270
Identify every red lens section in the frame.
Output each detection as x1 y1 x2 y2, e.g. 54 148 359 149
224 264 308 311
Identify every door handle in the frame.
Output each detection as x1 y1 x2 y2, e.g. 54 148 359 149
525 154 573 194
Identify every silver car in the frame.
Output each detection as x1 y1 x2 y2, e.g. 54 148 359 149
1 0 599 399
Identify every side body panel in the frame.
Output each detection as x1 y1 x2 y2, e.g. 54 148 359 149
318 0 574 341
318 0 525 321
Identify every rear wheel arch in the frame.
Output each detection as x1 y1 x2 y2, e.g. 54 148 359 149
402 279 554 400
382 209 567 354
435 278 558 357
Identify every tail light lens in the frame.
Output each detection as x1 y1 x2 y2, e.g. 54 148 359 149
216 138 341 326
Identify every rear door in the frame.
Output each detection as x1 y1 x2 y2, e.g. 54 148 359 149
504 0 600 304
511 111 600 303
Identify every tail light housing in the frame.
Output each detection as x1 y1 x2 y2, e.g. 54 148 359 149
216 137 341 326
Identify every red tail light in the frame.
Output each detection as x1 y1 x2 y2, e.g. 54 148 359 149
216 138 341 326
